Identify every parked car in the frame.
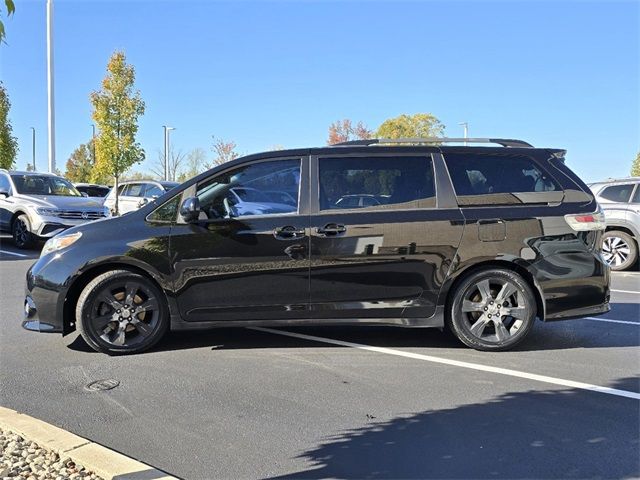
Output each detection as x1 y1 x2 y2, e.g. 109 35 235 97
73 183 111 198
589 177 640 271
22 138 610 354
103 180 179 215
0 170 110 249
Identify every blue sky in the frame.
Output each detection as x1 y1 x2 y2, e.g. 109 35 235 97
1 0 638 182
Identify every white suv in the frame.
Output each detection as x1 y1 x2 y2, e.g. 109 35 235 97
590 177 640 270
103 180 179 215
0 170 110 249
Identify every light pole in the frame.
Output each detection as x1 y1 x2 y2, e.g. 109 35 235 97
30 127 36 171
458 122 468 146
46 0 56 173
163 126 175 181
91 124 96 166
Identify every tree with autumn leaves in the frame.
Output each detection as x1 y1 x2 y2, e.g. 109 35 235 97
90 51 145 214
327 113 445 145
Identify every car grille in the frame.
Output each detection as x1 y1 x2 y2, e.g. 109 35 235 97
56 210 106 220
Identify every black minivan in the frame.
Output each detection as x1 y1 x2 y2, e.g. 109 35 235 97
23 138 610 354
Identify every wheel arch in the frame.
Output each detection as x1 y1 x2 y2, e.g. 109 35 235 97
62 261 171 335
605 225 638 241
440 260 545 321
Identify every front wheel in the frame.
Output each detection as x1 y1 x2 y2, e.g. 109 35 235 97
602 230 637 271
76 270 169 354
446 269 536 351
12 214 36 249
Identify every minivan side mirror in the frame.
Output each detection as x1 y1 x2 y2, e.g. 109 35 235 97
180 196 201 223
0 188 10 198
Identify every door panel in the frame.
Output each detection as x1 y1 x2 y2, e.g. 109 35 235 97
309 153 464 319
171 156 310 321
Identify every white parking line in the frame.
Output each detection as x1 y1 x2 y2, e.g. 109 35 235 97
0 249 28 258
584 317 639 326
251 327 640 401
611 289 639 295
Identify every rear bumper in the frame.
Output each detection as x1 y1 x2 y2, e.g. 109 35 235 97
529 250 611 321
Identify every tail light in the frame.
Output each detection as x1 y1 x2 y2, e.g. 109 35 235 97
564 206 606 231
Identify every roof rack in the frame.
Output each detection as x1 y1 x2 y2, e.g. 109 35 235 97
332 137 534 148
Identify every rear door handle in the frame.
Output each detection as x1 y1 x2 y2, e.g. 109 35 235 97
316 223 347 236
273 225 306 240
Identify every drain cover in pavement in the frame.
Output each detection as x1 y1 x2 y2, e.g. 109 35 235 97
85 379 120 392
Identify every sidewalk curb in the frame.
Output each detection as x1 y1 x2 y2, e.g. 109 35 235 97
0 406 177 480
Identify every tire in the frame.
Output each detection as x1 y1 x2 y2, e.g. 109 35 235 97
446 268 537 351
602 231 637 271
76 270 169 354
12 214 36 249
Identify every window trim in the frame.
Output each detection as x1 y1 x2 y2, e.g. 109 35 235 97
310 152 439 215
630 183 640 204
186 155 309 224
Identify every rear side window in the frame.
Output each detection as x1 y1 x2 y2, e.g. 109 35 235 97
319 156 435 211
599 184 634 203
443 152 559 206
124 184 145 197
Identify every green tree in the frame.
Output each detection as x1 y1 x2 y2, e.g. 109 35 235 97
90 51 145 214
376 113 444 139
0 0 15 45
0 81 18 169
632 152 640 177
65 141 107 183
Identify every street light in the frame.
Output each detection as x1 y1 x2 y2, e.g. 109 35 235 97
458 122 469 146
163 126 175 181
29 127 36 171
47 0 56 173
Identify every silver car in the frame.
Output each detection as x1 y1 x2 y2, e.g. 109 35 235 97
0 170 110 249
590 177 640 270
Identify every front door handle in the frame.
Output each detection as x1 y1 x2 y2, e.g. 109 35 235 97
273 225 306 240
316 223 347 236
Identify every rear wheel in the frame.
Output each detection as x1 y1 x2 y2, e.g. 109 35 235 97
446 269 536 351
12 214 36 249
76 270 169 354
602 230 637 271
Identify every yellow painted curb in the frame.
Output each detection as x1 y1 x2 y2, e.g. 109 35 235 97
0 406 177 480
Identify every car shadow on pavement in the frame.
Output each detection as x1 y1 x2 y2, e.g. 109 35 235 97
67 310 640 354
264 377 640 480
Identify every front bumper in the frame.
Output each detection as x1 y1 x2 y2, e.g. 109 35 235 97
22 293 61 332
31 214 106 238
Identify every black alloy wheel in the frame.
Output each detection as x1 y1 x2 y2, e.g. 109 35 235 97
12 214 36 249
76 270 169 354
447 269 536 351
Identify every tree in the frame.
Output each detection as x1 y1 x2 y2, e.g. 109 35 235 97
0 81 18 169
0 0 15 45
327 119 372 145
376 113 444 139
178 147 207 182
65 142 93 182
90 51 145 214
209 136 239 167
151 147 186 181
632 152 640 177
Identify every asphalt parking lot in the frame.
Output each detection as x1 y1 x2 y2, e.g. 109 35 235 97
1 234 638 479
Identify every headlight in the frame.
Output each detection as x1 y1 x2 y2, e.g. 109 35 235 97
41 232 82 257
36 207 60 216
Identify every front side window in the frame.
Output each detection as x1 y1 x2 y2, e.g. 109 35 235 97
10 175 81 196
196 159 301 219
145 184 165 198
599 184 634 203
319 156 435 211
443 153 559 206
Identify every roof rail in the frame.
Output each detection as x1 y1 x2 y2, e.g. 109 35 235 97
332 137 534 148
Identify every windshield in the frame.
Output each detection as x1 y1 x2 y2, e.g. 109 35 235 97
11 175 82 197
